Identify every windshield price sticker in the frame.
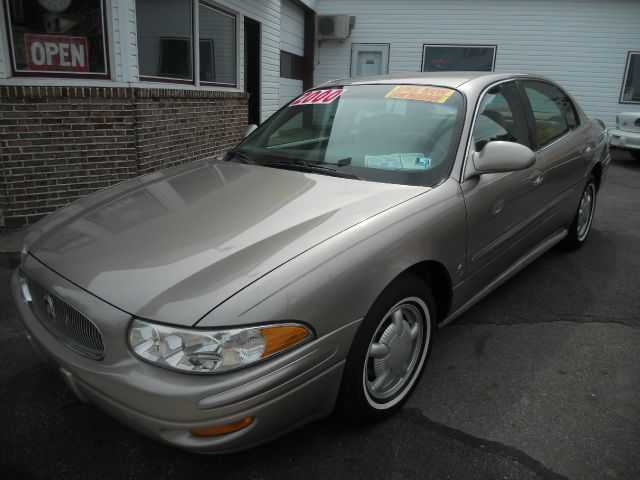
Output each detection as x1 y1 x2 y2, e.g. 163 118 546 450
290 89 345 106
385 86 454 104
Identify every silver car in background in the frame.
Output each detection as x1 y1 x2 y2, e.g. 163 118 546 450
11 72 609 453
609 111 640 160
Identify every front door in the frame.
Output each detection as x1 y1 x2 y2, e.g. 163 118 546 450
462 80 548 300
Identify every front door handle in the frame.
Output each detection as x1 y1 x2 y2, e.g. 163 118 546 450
531 170 544 186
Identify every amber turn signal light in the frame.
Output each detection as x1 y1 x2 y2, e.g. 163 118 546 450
191 417 254 437
261 325 310 358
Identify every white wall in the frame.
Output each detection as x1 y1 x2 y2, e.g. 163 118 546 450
313 0 640 128
279 0 305 106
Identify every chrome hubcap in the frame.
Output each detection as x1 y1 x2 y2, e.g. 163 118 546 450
577 183 595 241
365 301 425 401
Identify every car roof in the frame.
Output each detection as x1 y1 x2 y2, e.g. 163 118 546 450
318 72 549 90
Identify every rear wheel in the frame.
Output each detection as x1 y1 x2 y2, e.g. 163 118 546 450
563 175 597 250
336 274 435 423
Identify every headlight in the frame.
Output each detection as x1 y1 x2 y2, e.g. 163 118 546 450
128 319 312 374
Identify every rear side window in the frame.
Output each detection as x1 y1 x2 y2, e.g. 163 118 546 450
472 81 531 151
521 81 571 149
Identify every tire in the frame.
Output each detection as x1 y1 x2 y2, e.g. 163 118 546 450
631 150 640 161
336 273 436 423
562 174 597 251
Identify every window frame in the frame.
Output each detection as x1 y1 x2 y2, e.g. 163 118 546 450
620 51 640 104
2 0 111 79
137 0 238 88
421 44 497 73
280 50 304 80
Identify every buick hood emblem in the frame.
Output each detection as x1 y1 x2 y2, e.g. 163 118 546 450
44 293 57 322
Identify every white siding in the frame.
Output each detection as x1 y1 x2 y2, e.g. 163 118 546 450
221 0 282 121
0 4 9 79
314 0 640 127
279 0 305 106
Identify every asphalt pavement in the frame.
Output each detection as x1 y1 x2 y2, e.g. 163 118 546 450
1 150 638 480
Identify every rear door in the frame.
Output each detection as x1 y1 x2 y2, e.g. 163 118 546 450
461 80 548 300
519 80 592 234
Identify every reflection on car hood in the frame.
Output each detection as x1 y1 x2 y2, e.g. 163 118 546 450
26 160 427 325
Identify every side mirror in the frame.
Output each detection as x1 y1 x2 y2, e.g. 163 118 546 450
243 124 258 139
470 141 536 176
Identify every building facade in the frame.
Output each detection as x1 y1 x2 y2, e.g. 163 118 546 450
0 0 315 226
1 0 639 227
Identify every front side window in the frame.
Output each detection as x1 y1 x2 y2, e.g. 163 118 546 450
472 82 530 152
422 45 496 72
522 81 571 149
5 0 108 76
137 0 237 86
620 52 640 104
234 84 465 187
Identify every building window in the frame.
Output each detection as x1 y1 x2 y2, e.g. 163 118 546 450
422 45 496 72
198 2 236 85
620 51 640 104
4 0 109 77
280 51 303 80
351 44 389 77
137 0 236 86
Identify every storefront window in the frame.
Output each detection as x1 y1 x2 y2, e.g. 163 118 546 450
422 45 496 72
621 52 640 104
5 0 108 76
199 2 236 85
136 0 237 86
137 0 193 81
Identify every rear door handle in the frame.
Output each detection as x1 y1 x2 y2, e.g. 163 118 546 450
531 170 544 186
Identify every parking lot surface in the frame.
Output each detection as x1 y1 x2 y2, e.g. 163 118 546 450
1 151 638 480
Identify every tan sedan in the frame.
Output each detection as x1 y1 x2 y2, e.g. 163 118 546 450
12 72 609 453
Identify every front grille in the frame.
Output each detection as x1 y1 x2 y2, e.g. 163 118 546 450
30 284 105 360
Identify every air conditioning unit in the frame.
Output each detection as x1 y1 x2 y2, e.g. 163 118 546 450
317 15 350 40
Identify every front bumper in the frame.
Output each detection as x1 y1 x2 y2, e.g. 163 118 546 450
609 128 640 151
11 259 360 453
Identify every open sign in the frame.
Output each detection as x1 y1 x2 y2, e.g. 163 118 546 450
24 34 89 72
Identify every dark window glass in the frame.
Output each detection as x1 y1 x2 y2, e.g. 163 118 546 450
473 82 531 151
6 0 107 75
621 52 640 103
137 0 192 80
423 45 495 72
199 2 236 85
522 81 571 148
280 51 304 80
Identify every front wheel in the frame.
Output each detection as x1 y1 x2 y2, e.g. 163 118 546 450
563 175 597 250
336 274 435 423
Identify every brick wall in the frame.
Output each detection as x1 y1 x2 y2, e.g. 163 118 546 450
0 86 248 227
135 89 248 174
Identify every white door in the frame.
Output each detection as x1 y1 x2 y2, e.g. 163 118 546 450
351 44 389 77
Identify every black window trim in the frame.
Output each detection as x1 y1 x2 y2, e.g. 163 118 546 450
619 51 640 105
421 43 497 73
518 79 581 152
2 0 111 79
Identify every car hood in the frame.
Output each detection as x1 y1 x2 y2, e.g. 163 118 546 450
26 159 427 325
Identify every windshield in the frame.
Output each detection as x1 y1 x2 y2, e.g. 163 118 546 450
234 84 465 187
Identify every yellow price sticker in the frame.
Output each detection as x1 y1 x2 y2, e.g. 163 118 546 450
385 86 455 104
